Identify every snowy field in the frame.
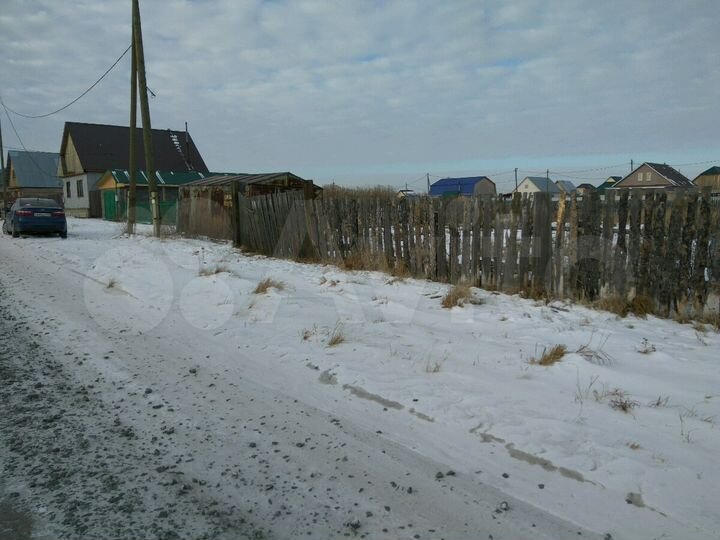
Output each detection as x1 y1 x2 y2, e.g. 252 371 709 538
1 217 719 539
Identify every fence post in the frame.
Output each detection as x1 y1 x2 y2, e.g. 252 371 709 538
231 182 240 247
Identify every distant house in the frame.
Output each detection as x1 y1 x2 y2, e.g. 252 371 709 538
58 122 210 217
576 183 596 196
96 169 218 223
555 180 576 193
693 166 720 200
514 176 560 194
612 163 693 191
429 176 496 197
397 189 420 199
4 150 61 204
597 176 621 192
183 172 321 198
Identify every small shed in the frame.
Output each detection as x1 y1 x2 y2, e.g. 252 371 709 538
183 172 321 198
429 176 496 197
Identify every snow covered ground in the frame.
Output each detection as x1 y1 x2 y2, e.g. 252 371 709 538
1 217 719 539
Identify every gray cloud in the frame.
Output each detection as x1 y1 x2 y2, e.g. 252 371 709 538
1 0 718 189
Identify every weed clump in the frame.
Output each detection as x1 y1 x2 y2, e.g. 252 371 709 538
253 278 285 294
529 344 567 366
441 283 472 309
327 323 345 347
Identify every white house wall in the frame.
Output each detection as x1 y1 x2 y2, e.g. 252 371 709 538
63 172 101 217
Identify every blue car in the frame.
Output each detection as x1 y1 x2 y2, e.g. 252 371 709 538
2 198 67 238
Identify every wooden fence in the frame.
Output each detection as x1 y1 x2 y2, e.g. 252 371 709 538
178 187 720 317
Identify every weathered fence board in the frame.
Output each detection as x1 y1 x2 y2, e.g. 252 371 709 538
176 186 720 317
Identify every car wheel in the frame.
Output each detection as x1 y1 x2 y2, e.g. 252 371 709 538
12 220 19 238
60 231 67 239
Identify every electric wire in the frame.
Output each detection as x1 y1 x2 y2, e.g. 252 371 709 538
1 43 131 119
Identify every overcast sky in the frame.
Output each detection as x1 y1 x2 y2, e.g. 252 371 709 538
1 0 719 191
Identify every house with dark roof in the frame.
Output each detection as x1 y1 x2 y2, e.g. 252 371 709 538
4 150 62 204
429 176 496 197
693 166 720 199
514 176 560 194
597 176 621 192
576 183 596 196
612 163 694 191
58 121 209 217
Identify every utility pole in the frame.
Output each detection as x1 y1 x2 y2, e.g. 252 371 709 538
0 117 6 214
630 159 634 172
426 173 430 194
127 16 138 234
546 168 550 192
132 0 160 237
514 167 518 191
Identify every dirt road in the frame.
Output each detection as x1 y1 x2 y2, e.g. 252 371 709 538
0 225 607 539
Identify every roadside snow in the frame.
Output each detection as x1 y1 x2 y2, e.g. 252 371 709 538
1 217 719 539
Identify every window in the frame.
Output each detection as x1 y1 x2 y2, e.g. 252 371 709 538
66 181 71 198
77 179 84 198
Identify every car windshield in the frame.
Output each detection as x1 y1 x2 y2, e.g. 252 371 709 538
17 198 61 208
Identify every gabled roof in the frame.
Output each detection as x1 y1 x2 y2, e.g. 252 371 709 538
555 180 576 192
60 122 209 175
103 169 218 187
577 183 596 190
616 162 693 188
645 163 693 186
521 176 560 193
695 166 720 178
7 150 60 188
596 176 620 192
429 176 495 196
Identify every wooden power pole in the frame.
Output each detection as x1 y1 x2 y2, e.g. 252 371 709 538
132 0 160 237
0 117 6 214
127 18 138 234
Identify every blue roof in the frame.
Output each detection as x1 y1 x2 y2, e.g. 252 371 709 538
430 176 493 196
7 150 60 188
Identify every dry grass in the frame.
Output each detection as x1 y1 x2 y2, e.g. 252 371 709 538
389 260 411 279
595 294 655 318
610 397 640 413
106 278 118 289
520 287 549 302
628 295 654 317
692 321 707 333
301 325 318 341
342 252 372 271
529 344 567 366
327 323 345 347
441 283 472 309
253 278 285 294
626 442 641 450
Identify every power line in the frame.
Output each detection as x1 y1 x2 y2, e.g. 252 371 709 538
1 43 131 119
0 103 58 177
